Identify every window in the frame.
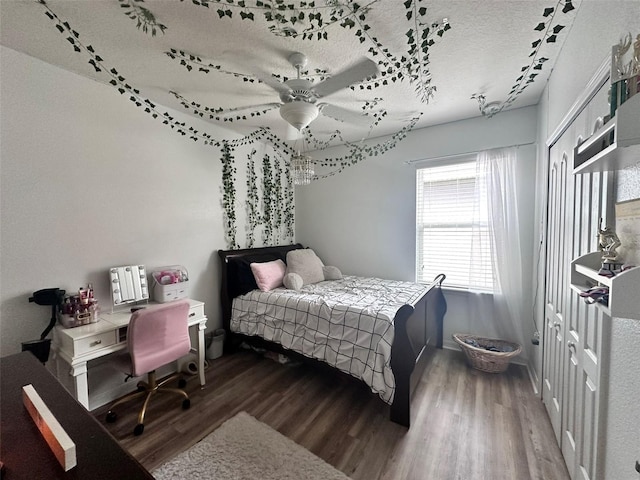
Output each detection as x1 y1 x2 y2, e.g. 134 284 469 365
416 159 494 292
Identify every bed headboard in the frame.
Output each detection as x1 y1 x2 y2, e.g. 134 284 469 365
218 244 304 331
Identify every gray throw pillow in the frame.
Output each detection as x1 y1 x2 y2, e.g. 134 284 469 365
285 249 325 286
322 265 343 280
283 272 304 291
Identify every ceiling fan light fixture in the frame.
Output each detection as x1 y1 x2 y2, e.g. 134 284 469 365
280 101 319 131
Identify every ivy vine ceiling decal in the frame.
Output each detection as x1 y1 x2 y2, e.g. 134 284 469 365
2 0 582 162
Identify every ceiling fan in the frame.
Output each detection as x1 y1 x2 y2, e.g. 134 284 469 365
253 52 379 134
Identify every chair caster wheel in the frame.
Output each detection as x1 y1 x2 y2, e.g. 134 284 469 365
106 411 117 423
182 398 191 410
178 378 187 388
133 424 144 436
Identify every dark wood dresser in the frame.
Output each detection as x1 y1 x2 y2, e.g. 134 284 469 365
0 352 154 480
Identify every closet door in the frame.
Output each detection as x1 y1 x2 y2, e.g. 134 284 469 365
560 109 590 480
563 94 612 480
543 129 572 442
543 83 612 480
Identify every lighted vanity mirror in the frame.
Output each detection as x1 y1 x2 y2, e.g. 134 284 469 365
109 265 149 311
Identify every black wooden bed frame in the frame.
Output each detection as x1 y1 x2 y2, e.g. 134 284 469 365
218 244 447 428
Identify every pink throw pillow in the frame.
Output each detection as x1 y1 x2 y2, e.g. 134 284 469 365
250 259 286 292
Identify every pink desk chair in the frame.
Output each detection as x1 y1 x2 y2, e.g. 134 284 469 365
105 300 191 436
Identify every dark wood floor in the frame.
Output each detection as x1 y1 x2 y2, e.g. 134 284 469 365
95 347 570 480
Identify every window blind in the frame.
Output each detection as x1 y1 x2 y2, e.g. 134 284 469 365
416 160 494 292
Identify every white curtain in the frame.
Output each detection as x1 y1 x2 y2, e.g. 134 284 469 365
471 147 526 348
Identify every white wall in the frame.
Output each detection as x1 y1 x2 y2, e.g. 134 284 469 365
296 106 538 354
0 46 253 357
534 3 640 478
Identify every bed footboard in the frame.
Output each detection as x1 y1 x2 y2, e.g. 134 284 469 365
390 273 446 427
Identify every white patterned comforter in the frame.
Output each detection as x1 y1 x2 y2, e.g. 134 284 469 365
231 275 428 404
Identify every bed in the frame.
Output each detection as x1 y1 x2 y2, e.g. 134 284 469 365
218 244 447 427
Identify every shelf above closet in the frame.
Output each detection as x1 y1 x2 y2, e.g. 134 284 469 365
570 251 640 320
573 94 640 174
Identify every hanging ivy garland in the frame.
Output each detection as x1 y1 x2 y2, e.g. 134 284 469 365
170 90 280 123
41 0 428 177
38 0 297 154
307 115 421 179
169 0 448 105
472 0 576 117
220 142 239 249
166 48 260 82
179 0 380 41
245 149 260 248
118 0 167 36
282 154 295 241
350 2 450 103
261 154 274 245
361 97 387 135
157 1 448 175
32 0 586 250
272 157 284 241
36 0 430 249
166 48 328 85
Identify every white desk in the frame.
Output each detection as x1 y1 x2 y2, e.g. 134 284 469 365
51 299 207 410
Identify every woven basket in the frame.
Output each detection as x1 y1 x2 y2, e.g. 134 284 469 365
453 333 522 373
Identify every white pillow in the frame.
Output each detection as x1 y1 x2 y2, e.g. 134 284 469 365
285 249 325 286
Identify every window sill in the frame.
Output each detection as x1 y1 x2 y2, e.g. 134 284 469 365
441 286 494 296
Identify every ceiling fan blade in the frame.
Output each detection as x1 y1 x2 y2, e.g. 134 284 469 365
313 57 379 98
220 102 281 114
319 103 373 125
251 68 292 96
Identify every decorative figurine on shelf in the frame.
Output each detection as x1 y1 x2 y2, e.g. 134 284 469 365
612 33 633 83
610 33 637 118
597 219 622 276
630 34 640 99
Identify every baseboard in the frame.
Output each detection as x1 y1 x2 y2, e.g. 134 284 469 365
526 361 540 396
442 339 458 351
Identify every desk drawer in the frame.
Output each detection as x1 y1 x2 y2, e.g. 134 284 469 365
74 331 117 357
188 303 205 321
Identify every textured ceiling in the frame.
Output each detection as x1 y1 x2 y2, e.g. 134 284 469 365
1 0 583 145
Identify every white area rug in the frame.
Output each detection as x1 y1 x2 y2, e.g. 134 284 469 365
152 411 351 480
